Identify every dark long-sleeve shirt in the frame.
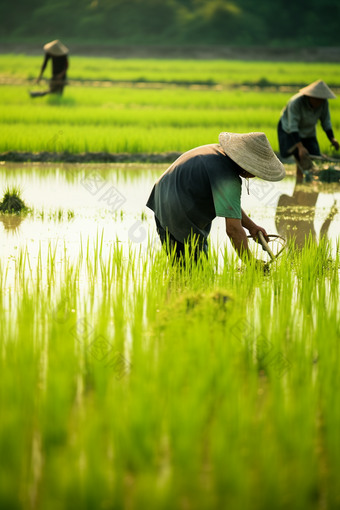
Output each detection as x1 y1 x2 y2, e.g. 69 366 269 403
41 53 68 79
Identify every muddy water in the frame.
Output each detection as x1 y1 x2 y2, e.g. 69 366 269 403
1 163 340 273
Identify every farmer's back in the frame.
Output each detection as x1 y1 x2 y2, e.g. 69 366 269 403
147 143 242 244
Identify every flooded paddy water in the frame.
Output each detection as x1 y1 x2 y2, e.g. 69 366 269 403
1 162 340 278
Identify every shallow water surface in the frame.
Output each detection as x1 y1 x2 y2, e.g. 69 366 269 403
1 163 340 275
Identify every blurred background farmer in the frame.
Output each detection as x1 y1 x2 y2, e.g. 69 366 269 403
146 132 285 265
30 39 69 98
278 79 339 178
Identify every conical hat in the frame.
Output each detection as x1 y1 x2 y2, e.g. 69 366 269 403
299 80 336 99
219 132 285 182
43 40 69 56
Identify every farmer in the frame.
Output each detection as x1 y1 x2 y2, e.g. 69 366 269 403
30 40 69 98
278 79 339 177
146 132 285 264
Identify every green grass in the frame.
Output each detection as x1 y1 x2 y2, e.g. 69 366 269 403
1 85 339 154
2 55 340 86
1 236 340 508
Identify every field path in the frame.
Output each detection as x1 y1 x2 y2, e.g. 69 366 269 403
0 150 295 167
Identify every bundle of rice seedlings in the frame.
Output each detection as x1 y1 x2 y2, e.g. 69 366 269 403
0 186 28 214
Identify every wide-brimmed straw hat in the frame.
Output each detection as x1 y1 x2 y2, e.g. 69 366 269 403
299 79 336 100
43 40 69 56
219 132 285 182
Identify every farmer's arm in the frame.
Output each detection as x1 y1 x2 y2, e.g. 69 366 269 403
241 209 268 240
321 101 339 150
37 54 49 83
225 217 251 259
226 214 268 266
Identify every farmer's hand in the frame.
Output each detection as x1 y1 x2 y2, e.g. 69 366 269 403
331 138 340 150
297 144 312 170
248 225 268 242
298 144 309 159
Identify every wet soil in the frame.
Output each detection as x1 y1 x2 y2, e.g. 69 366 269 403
0 150 183 164
0 150 295 166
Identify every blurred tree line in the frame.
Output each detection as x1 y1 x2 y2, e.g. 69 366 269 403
1 0 339 46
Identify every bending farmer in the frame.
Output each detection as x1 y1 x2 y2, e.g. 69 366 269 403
146 132 285 265
278 80 339 177
30 40 69 98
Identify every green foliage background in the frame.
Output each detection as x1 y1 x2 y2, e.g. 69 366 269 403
1 0 340 46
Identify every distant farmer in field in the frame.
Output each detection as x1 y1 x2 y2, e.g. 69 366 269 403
146 132 285 264
30 40 69 98
278 79 339 177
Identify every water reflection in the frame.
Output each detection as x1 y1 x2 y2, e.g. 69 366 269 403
275 179 338 248
0 214 25 235
0 163 340 278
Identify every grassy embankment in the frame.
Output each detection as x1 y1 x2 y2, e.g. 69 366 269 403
1 238 340 508
1 57 340 155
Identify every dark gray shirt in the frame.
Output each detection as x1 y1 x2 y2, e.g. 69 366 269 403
146 144 242 243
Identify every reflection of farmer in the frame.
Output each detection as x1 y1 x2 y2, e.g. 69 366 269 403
275 178 337 249
30 40 69 98
146 132 285 265
278 80 339 178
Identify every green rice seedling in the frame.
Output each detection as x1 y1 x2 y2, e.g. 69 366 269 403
0 85 338 155
1 55 340 87
1 226 340 508
0 185 28 214
37 207 45 220
67 209 75 220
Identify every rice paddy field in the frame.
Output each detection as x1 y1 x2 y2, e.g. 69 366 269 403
2 55 340 509
2 55 340 86
1 57 340 155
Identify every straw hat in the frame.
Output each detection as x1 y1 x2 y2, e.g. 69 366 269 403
219 132 285 182
299 79 336 100
43 40 69 56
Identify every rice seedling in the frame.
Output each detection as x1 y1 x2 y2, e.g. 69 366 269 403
1 55 340 87
0 85 338 155
1 234 340 509
37 207 45 220
0 185 28 214
67 209 75 220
